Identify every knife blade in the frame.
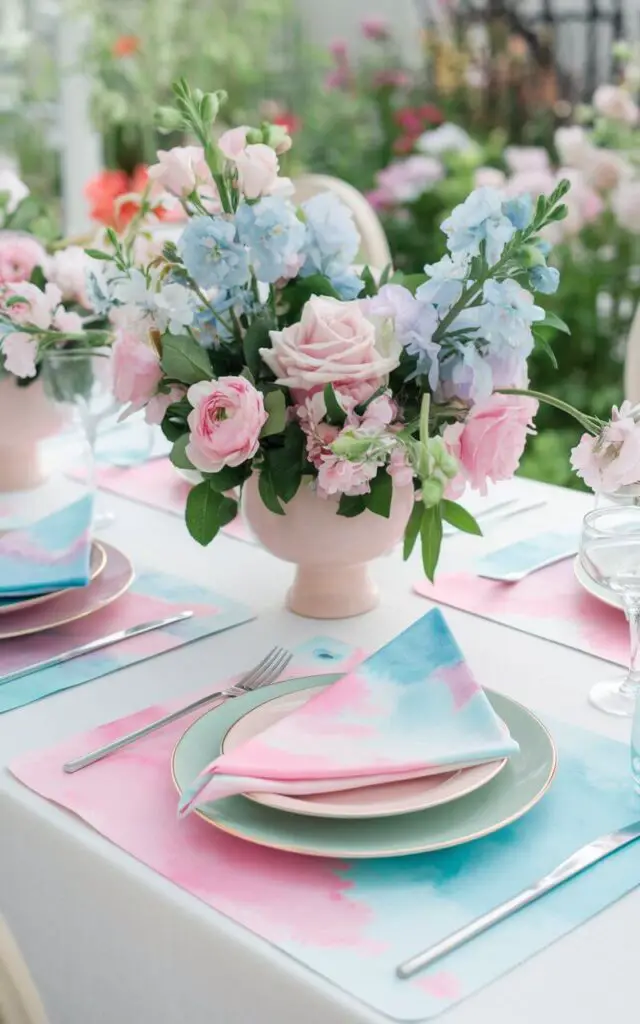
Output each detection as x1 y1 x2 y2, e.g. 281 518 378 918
396 817 640 979
0 611 193 686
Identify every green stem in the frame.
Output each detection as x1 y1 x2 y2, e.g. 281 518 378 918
497 388 602 435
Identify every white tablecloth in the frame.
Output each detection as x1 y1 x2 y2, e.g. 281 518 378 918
1 478 636 1024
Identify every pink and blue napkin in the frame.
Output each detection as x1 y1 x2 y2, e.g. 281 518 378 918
0 496 93 599
179 608 519 815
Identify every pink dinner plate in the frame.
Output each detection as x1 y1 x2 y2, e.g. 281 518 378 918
0 543 134 639
221 686 508 819
0 542 108 616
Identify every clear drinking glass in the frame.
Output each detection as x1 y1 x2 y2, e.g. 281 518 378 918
580 506 640 716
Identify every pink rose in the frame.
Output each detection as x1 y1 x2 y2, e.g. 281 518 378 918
593 84 639 125
571 402 640 492
46 246 90 304
186 376 267 473
504 146 550 175
611 181 640 233
111 331 163 414
1 332 38 377
473 167 506 190
0 233 46 285
147 146 215 198
262 295 400 394
442 394 538 494
145 385 186 426
218 127 292 200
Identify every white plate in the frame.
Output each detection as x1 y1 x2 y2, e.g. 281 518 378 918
573 555 623 610
221 687 507 819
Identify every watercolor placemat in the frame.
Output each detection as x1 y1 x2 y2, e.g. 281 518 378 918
416 558 628 667
10 635 640 1021
0 570 253 713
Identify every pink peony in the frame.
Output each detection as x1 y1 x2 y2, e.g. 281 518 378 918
218 127 292 200
1 332 38 377
611 181 640 233
145 385 186 425
473 167 506 190
504 146 550 175
186 376 267 473
111 331 163 414
442 394 538 495
46 246 89 305
262 295 400 394
147 146 215 199
571 402 640 492
317 455 378 497
593 84 639 125
0 233 46 285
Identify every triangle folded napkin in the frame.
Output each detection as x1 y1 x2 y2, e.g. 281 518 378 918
178 608 518 817
0 496 93 599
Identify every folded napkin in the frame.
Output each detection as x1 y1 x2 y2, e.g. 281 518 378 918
0 496 93 598
178 608 519 816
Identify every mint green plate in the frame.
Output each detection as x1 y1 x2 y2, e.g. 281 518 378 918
171 675 557 859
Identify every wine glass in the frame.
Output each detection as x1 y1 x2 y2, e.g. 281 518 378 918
580 506 640 716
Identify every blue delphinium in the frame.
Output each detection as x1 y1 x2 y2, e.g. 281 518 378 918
441 187 515 265
417 254 469 312
503 193 533 231
481 279 545 349
331 270 364 300
369 283 440 388
529 264 560 294
178 216 249 291
86 261 122 316
235 197 305 284
300 192 360 284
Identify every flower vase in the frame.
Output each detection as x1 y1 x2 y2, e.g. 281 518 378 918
242 474 415 619
0 377 68 492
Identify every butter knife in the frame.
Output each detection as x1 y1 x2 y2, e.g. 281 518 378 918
0 611 193 686
396 818 640 979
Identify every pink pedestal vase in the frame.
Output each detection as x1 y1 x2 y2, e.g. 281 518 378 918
0 377 68 492
242 473 415 619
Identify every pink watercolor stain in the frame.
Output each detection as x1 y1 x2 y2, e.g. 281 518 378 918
435 662 478 711
414 970 461 999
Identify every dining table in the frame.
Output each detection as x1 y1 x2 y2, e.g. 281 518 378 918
0 473 636 1024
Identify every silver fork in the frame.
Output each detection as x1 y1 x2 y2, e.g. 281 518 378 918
63 646 292 773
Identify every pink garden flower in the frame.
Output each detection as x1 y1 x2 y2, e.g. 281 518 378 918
147 146 215 199
388 446 414 486
46 246 89 305
571 402 640 493
504 146 550 175
611 181 640 233
473 167 506 190
317 455 378 497
443 394 538 495
111 331 163 414
4 281 62 330
186 376 267 473
0 233 46 285
361 16 390 40
593 84 639 125
145 385 186 426
1 333 38 377
218 127 292 200
370 156 444 206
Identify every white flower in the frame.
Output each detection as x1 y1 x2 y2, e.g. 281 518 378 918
0 169 29 214
113 268 195 336
416 123 479 158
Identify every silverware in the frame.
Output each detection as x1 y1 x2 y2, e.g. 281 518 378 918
0 612 194 686
63 645 292 773
396 818 640 979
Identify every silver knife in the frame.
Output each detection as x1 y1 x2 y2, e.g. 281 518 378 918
0 611 193 685
396 818 640 979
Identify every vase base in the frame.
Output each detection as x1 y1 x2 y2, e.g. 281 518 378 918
286 563 379 619
0 443 47 493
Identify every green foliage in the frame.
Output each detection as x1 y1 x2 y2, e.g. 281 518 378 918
420 504 443 583
161 334 213 385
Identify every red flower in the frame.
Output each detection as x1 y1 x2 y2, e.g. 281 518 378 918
112 35 140 59
85 166 163 230
273 111 302 135
417 103 444 125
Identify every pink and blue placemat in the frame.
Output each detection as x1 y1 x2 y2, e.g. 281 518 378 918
415 558 628 666
0 496 93 598
0 571 253 713
10 633 640 1021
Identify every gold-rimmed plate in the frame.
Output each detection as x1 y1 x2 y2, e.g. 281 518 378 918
0 542 108 616
0 543 133 640
172 676 557 859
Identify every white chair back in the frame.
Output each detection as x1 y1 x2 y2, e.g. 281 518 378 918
0 918 47 1024
625 304 640 405
292 173 392 271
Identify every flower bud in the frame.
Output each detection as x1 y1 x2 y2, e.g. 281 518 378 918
421 478 444 508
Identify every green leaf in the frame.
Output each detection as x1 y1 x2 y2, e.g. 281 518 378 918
420 505 443 582
84 248 113 261
365 470 393 518
29 264 47 289
169 433 194 470
243 315 274 380
185 482 221 545
337 494 367 517
403 500 423 560
379 262 393 287
161 334 213 385
359 265 377 298
217 495 238 527
263 424 305 502
440 499 482 536
281 274 340 322
258 468 285 514
533 332 558 369
323 383 347 426
161 397 191 442
260 389 287 437
205 464 250 492
400 274 428 295
537 310 571 335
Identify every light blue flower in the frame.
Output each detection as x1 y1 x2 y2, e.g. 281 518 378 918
178 216 249 291
235 197 305 284
85 261 121 316
439 342 493 403
503 193 533 230
417 254 469 312
529 265 560 294
300 193 360 281
369 283 440 387
481 278 545 349
441 187 515 265
331 270 364 300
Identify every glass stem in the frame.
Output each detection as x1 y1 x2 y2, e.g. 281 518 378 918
623 601 640 696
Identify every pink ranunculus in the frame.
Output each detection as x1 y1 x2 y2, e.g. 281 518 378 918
218 127 292 200
473 167 506 190
0 233 46 285
387 446 414 487
504 146 550 175
145 385 186 426
374 156 444 205
611 180 640 233
147 146 214 198
4 282 61 329
1 332 38 378
46 245 89 305
111 331 163 414
442 394 538 495
186 376 267 473
593 84 639 125
571 402 640 492
317 455 378 497
262 295 400 394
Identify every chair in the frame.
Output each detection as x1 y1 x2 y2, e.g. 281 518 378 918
0 918 48 1024
624 304 640 405
292 173 392 271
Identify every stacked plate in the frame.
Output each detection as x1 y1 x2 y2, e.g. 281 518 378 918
172 675 557 859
